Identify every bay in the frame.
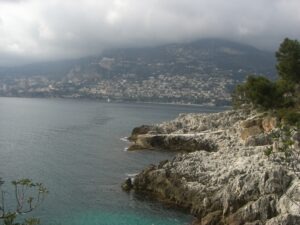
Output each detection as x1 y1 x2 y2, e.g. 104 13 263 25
0 97 226 225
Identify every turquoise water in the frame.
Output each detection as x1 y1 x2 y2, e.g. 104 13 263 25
0 98 225 225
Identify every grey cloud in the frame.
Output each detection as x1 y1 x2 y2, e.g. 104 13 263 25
0 0 299 66
0 0 25 3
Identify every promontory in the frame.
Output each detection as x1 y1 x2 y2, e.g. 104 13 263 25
123 110 300 225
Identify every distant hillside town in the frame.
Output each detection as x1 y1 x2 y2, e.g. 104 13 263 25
0 39 276 105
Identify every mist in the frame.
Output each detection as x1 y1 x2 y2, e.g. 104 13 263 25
0 0 299 66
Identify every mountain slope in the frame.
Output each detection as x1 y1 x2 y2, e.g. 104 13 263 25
0 39 277 105
72 38 276 80
0 39 276 80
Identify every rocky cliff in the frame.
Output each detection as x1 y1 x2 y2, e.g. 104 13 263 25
124 110 300 225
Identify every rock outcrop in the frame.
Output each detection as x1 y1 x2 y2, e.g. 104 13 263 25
128 110 248 151
128 134 218 152
124 110 300 225
128 125 157 142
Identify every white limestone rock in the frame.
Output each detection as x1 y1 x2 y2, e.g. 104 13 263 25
125 110 300 224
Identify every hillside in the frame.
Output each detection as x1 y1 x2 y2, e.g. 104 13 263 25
0 39 276 105
98 38 276 80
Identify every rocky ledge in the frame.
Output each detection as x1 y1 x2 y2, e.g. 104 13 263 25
124 110 300 225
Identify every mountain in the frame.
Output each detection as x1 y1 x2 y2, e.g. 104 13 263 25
0 39 277 105
0 59 81 79
0 38 276 80
67 38 276 81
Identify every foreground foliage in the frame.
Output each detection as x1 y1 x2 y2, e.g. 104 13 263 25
0 179 48 225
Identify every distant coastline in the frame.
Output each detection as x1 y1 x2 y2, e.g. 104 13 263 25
0 95 232 108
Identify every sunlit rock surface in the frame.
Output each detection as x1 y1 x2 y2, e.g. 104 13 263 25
125 110 300 225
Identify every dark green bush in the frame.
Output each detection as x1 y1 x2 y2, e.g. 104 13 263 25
277 108 300 126
232 75 282 110
276 38 300 83
232 38 300 126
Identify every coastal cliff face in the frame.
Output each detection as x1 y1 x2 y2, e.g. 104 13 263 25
125 110 300 225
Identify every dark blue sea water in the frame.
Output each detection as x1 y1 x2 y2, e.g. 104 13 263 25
0 98 226 225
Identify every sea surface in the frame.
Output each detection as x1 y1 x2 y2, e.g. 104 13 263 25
0 98 226 225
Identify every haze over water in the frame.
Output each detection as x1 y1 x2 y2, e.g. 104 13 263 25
0 98 225 225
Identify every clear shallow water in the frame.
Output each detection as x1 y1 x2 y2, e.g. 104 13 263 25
0 98 226 225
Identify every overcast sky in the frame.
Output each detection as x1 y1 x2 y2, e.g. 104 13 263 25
0 0 299 66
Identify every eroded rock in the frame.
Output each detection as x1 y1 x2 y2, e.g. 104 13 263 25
124 110 299 224
121 178 133 191
128 125 156 141
262 116 278 133
128 134 217 152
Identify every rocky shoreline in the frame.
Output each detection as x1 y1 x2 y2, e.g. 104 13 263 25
123 110 300 225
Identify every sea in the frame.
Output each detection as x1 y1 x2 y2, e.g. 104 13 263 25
0 97 226 225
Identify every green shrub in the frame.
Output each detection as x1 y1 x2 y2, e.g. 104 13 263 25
276 38 300 83
232 38 300 128
277 108 300 125
232 75 282 110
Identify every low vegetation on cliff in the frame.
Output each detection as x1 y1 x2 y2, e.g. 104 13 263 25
232 38 300 125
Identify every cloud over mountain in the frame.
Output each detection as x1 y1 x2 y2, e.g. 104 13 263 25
0 0 299 66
